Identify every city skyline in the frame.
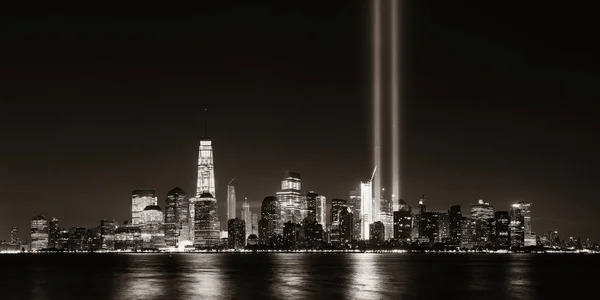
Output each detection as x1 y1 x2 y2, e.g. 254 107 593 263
1 2 598 243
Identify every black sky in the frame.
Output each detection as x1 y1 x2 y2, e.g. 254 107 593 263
0 2 598 242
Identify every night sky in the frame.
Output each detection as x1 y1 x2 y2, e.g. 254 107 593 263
0 2 598 242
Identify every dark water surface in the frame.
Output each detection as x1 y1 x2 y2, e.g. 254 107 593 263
0 253 596 299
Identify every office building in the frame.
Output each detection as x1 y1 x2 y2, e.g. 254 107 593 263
131 189 157 225
30 215 49 251
276 172 302 223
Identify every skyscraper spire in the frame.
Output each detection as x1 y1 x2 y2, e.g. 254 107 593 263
203 108 208 138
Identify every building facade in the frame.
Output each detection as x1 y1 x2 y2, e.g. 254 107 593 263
164 187 191 248
241 197 252 239
258 196 281 245
30 215 49 251
227 182 236 220
132 189 157 225
470 199 494 247
276 172 302 223
194 192 220 248
494 211 510 249
227 218 246 249
360 181 373 240
196 137 216 198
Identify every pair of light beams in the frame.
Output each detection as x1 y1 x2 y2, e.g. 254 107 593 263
372 0 401 214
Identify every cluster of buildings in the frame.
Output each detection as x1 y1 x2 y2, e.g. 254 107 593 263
2 129 597 253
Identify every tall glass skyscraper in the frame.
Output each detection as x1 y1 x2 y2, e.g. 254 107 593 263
193 114 218 245
510 201 532 247
379 197 393 240
315 195 327 228
360 180 373 240
196 137 215 198
251 213 258 235
241 197 251 239
227 180 236 220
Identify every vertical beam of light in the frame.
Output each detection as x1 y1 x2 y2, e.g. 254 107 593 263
372 0 382 222
390 0 401 211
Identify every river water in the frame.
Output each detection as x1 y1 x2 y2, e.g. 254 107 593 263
1 253 596 299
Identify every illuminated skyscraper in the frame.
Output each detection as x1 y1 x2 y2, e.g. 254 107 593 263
30 215 49 251
370 221 385 243
448 205 462 245
132 189 157 225
339 207 354 243
330 198 347 243
251 213 258 235
48 217 59 248
100 219 116 250
348 190 361 240
276 172 302 223
379 197 393 240
305 192 318 221
194 192 220 248
509 201 532 247
228 218 246 249
494 211 510 249
196 112 216 197
193 111 218 242
164 187 191 248
315 195 327 228
471 199 494 246
393 209 412 241
259 196 281 245
140 205 165 249
437 212 450 242
227 178 236 220
360 180 373 240
241 197 251 239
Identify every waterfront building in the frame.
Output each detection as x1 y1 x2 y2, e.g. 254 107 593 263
30 215 48 251
164 187 191 248
194 192 220 248
227 218 246 249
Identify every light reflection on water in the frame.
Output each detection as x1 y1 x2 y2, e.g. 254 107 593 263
1 253 598 300
348 254 387 299
506 254 533 300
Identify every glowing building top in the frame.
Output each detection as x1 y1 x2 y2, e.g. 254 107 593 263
196 109 216 198
471 199 494 221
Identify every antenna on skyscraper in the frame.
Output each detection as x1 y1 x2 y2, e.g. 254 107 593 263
370 165 378 182
228 176 236 185
203 108 208 137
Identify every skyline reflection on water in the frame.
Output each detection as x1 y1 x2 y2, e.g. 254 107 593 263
0 253 597 300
